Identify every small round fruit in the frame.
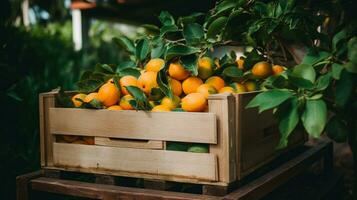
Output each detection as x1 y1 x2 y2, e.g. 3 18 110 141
196 84 217 98
120 95 135 110
84 92 99 103
198 57 213 79
152 105 171 112
181 93 207 112
205 76 225 91
251 61 272 78
137 71 158 94
72 93 86 107
83 137 94 145
168 78 182 96
231 83 246 93
272 65 285 75
98 82 120 107
119 75 138 95
236 58 244 70
166 142 189 151
244 81 259 92
107 105 123 110
187 144 209 153
145 58 165 72
62 135 79 143
161 96 181 110
182 76 203 95
219 86 235 94
168 62 190 80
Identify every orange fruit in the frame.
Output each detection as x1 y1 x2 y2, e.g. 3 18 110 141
219 86 235 94
198 57 213 79
205 76 225 91
83 137 94 145
120 95 135 110
107 105 123 110
137 71 158 94
251 61 272 78
152 105 171 112
168 62 190 80
62 135 79 143
181 93 207 112
182 76 203 95
119 75 138 95
98 82 120 107
231 83 246 93
196 84 217 98
72 140 87 144
168 78 182 96
84 92 99 103
161 95 181 109
145 58 165 72
72 93 86 107
236 58 245 70
244 81 258 92
272 65 285 75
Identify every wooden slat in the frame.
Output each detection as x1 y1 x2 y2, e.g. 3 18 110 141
95 137 164 149
53 143 218 181
49 108 217 144
208 94 237 183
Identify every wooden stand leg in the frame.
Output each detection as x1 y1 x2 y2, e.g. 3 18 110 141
16 170 43 200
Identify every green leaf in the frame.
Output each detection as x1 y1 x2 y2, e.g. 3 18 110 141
151 40 166 58
222 66 243 78
125 86 152 110
181 54 198 76
243 49 264 69
214 0 236 16
315 72 331 91
84 99 103 109
292 64 316 83
178 12 205 25
112 76 121 91
149 87 165 101
117 61 136 70
76 79 103 93
348 37 357 64
183 23 204 45
246 89 293 113
136 38 150 61
207 16 228 40
335 69 354 107
160 25 179 36
157 69 173 99
332 63 343 79
277 97 299 149
301 99 327 138
332 29 347 51
118 68 141 78
288 75 314 89
302 50 330 65
165 45 200 60
344 62 357 73
159 11 175 26
113 36 136 54
326 116 348 143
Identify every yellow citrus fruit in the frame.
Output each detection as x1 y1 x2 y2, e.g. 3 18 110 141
72 93 86 107
219 86 235 94
196 84 217 98
181 93 207 112
98 82 120 107
182 76 203 95
152 105 171 112
119 75 138 95
145 58 165 72
83 137 94 145
231 83 246 93
161 96 181 109
205 76 225 91
244 81 259 92
107 105 123 110
236 58 244 70
168 62 190 80
251 61 272 78
84 92 99 103
272 65 285 75
198 57 213 79
120 94 135 110
137 71 158 94
168 78 182 96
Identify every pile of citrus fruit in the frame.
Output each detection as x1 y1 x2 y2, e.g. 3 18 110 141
71 57 285 112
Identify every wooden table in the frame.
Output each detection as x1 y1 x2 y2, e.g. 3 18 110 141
17 140 338 200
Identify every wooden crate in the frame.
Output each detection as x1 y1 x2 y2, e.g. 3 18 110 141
39 90 306 186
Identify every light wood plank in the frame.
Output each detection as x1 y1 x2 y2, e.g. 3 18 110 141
53 143 218 181
95 137 164 149
49 108 217 144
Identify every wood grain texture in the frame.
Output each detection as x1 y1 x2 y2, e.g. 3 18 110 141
53 143 218 181
16 170 43 200
95 137 164 149
49 108 217 144
208 94 237 183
